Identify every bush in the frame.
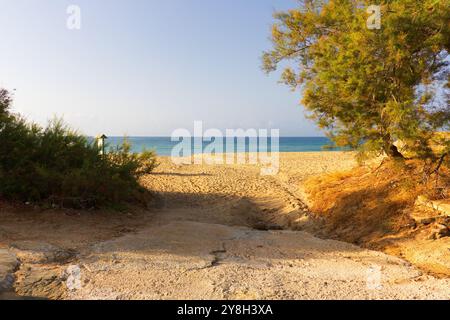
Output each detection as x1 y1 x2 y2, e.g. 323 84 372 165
0 89 158 208
107 139 158 177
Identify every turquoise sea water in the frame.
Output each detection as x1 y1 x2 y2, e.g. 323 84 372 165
100 137 343 156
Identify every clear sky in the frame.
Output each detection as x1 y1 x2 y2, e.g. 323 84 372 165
0 0 323 137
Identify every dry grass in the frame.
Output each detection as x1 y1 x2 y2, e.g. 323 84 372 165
305 159 450 246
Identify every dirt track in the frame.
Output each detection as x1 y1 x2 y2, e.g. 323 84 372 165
70 153 449 299
1 152 449 299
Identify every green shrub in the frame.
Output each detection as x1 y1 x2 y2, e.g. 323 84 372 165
0 89 158 208
107 139 158 178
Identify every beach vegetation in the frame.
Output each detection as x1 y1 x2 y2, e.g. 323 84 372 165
304 157 450 274
0 88 157 208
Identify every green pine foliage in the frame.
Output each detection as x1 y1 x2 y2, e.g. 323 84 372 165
263 0 449 161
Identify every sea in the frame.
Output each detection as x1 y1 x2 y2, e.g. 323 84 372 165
99 137 345 156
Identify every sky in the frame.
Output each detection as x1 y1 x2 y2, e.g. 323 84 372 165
0 0 323 137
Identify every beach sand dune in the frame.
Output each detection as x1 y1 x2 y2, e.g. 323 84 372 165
1 152 449 299
69 152 449 299
140 152 357 229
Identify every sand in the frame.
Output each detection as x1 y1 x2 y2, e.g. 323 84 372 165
1 152 449 299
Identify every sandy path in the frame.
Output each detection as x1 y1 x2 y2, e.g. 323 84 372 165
71 221 450 300
67 153 449 300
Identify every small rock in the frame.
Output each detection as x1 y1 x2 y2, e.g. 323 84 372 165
0 274 15 290
410 207 439 225
427 224 450 240
415 196 450 217
63 265 82 291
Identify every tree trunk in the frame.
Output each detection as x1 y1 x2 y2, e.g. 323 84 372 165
384 143 405 159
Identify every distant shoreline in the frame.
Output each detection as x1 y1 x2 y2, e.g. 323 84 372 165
156 150 354 158
88 136 349 156
87 136 329 138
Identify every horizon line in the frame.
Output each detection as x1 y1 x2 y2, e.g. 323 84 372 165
87 135 329 139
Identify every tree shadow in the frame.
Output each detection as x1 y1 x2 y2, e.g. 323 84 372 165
79 190 369 264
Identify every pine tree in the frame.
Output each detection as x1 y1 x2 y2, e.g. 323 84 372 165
263 0 450 160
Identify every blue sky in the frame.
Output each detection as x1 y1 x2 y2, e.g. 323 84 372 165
0 0 323 136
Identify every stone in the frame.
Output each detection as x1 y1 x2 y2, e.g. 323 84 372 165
427 224 450 240
0 249 19 291
0 274 15 290
62 265 82 291
412 196 450 226
415 196 450 217
432 201 450 216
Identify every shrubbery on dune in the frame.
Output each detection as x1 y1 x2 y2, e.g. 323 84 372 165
0 89 158 208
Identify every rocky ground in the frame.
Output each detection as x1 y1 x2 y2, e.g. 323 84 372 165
69 221 449 299
0 152 449 299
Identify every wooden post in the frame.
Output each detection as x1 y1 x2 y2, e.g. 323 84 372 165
97 134 108 157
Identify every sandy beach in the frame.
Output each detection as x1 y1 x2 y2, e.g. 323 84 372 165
1 152 449 299
2 0 449 305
